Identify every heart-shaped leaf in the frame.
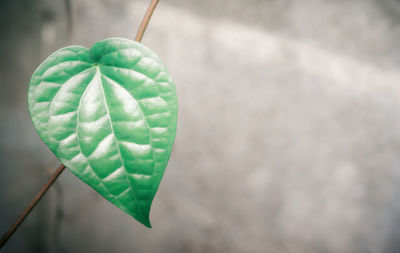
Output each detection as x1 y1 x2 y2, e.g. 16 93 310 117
28 38 177 227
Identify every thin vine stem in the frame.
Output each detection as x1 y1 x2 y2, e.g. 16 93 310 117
135 0 159 42
0 0 161 249
0 164 66 248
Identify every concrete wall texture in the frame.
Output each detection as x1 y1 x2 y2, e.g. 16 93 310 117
1 0 400 252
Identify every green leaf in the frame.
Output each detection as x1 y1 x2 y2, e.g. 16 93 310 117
28 38 178 227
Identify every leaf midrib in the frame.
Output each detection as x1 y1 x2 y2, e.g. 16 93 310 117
95 66 148 222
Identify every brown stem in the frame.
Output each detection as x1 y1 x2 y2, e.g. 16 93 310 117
135 0 160 42
0 0 160 249
0 164 65 249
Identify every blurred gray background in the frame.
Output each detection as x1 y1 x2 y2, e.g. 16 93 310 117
1 0 400 252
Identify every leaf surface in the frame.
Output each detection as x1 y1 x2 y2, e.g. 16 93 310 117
28 38 178 227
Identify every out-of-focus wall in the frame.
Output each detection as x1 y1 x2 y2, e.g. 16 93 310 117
2 0 400 252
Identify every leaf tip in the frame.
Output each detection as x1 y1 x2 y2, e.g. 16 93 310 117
139 217 152 228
